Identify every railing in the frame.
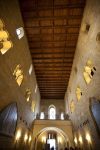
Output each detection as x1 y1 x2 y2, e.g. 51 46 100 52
35 113 69 120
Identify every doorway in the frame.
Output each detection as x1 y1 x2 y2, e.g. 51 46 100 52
47 139 56 150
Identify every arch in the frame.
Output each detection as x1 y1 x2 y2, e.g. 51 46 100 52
48 105 56 119
36 127 68 140
34 127 70 150
31 119 74 149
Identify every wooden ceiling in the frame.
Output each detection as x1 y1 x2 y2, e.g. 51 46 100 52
19 0 85 100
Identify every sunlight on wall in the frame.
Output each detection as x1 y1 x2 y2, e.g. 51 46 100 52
76 86 82 101
25 88 31 102
83 59 96 84
13 65 24 86
31 100 35 112
0 19 13 54
42 136 46 143
29 64 33 75
28 135 32 143
70 101 75 113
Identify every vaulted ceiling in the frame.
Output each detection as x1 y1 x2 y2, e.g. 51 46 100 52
19 0 85 100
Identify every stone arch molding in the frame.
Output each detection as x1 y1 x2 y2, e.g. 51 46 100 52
31 119 74 149
34 127 69 150
33 126 72 142
36 127 68 141
48 104 56 113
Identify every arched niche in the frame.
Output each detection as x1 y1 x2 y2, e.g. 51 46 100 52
0 103 18 137
89 98 100 135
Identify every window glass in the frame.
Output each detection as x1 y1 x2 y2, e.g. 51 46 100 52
16 27 24 39
40 112 44 119
61 112 64 120
49 106 56 119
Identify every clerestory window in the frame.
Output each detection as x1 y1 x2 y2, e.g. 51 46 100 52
48 105 56 120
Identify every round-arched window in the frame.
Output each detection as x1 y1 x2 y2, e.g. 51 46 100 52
48 105 56 120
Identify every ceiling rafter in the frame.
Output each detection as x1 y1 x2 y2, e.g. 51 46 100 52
19 0 85 100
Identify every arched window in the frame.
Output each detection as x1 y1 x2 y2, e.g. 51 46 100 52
61 112 64 120
16 27 24 39
48 105 56 120
40 112 45 119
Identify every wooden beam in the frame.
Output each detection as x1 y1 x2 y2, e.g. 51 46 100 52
39 86 66 89
37 78 68 81
31 50 75 54
36 72 70 75
36 70 71 77
21 4 85 11
33 59 73 64
39 87 67 89
34 67 72 71
41 97 64 100
38 81 67 84
25 23 79 27
28 33 78 38
31 52 75 55
34 63 72 67
32 53 74 57
40 90 66 92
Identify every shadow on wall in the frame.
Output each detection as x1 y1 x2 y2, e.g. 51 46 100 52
89 97 100 136
0 103 18 149
0 102 18 137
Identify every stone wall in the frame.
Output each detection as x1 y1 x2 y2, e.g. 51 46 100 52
65 0 100 149
40 99 65 115
32 119 74 149
0 0 40 149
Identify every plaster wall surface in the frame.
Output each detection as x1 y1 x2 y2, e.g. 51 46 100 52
40 99 65 115
32 119 74 148
65 0 100 149
0 0 40 149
